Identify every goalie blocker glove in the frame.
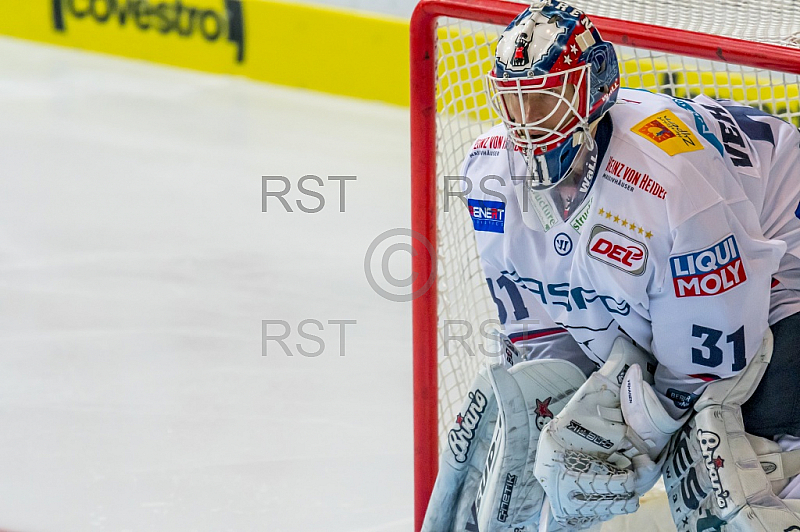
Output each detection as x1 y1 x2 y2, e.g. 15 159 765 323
663 329 800 532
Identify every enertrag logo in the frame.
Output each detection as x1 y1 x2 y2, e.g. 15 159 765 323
51 0 245 63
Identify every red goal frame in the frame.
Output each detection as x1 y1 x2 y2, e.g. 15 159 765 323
410 0 800 529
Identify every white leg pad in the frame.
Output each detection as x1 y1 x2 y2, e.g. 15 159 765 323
474 358 587 531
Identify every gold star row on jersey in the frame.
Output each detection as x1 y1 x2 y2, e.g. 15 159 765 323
597 208 653 239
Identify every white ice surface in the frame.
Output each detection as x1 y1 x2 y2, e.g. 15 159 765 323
0 37 413 532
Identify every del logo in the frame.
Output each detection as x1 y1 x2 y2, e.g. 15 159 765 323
632 109 704 156
587 225 648 276
469 199 506 234
670 235 747 297
51 0 246 63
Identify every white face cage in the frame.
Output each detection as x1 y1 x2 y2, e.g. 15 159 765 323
486 64 591 157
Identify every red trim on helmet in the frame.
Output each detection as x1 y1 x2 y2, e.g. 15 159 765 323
493 75 563 90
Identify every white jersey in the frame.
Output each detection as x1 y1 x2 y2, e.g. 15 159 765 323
463 88 800 415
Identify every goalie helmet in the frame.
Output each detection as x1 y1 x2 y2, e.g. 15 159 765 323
487 1 619 192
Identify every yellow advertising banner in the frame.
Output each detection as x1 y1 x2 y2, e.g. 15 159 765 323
0 0 411 106
1 1 797 119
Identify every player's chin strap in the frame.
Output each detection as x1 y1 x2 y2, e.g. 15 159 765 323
663 328 800 531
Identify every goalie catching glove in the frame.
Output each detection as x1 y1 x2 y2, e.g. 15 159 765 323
534 337 688 529
421 330 586 532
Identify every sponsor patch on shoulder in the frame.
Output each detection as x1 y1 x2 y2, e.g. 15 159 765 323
670 235 747 297
632 109 704 156
468 199 506 233
587 225 648 276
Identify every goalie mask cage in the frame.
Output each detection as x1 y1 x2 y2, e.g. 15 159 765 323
410 0 800 529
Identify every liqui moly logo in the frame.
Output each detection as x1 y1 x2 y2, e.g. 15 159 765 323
670 236 747 297
468 199 506 234
587 225 648 276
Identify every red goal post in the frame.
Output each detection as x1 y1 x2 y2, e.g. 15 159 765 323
410 0 800 529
